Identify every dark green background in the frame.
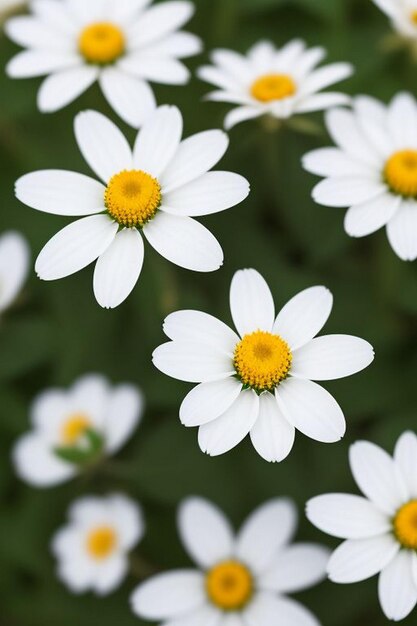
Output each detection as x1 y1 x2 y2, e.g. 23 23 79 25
1 0 417 624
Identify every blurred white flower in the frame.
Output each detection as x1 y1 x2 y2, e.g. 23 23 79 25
372 0 417 38
152 268 374 460
303 92 417 261
53 493 144 595
0 230 30 314
13 373 143 487
15 106 249 308
131 496 328 626
197 39 353 129
307 431 417 622
5 0 202 127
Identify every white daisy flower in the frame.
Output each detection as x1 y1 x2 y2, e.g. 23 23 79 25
13 373 143 487
197 39 353 130
15 106 249 309
307 431 417 622
131 496 328 626
372 0 417 39
303 92 417 261
52 493 144 595
152 268 374 460
5 0 202 128
0 230 30 314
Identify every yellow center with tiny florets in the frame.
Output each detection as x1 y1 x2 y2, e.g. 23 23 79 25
105 170 162 228
384 150 417 197
250 73 296 103
411 10 417 25
234 330 292 392
86 526 118 560
79 22 125 65
61 413 91 445
393 500 417 550
206 560 253 611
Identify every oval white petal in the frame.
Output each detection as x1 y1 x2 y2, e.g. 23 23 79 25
344 193 400 237
152 341 234 383
260 543 330 593
230 268 275 337
378 550 417 621
244 593 320 626
249 392 295 463
99 68 156 129
327 535 399 583
387 202 417 261
180 378 242 427
38 66 99 113
104 384 144 454
7 50 80 78
394 431 417 498
312 177 386 208
163 310 239 354
13 433 75 487
0 231 29 312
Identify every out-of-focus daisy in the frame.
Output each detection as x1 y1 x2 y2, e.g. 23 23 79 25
197 39 353 130
13 373 143 487
15 106 249 308
5 0 202 127
372 0 417 39
0 230 30 314
53 493 144 595
307 431 417 622
303 92 417 261
152 268 374 460
131 496 328 625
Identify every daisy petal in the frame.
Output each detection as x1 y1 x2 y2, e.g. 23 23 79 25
230 269 275 337
236 498 297 574
141 32 202 59
303 148 372 178
143 212 223 272
122 55 190 84
224 107 263 130
152 341 234 383
249 392 295 463
276 378 345 443
162 605 222 626
312 177 386 208
387 202 417 261
198 390 259 456
344 193 400 237
38 66 99 113
306 494 391 539
74 110 133 183
180 378 242 427
127 1 195 48
325 108 380 166
13 433 75 487
93 228 144 309
105 384 143 454
5 16 73 49
163 310 239 353
388 92 417 149
273 286 333 350
178 497 234 568
35 215 118 280
328 535 399 583
300 63 353 96
379 551 417 621
0 231 29 312
130 571 205 619
7 50 80 78
99 68 156 129
394 431 417 498
296 92 351 113
260 543 329 593
94 555 128 595
245 593 320 626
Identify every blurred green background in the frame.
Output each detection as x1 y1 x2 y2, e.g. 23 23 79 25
1 0 417 624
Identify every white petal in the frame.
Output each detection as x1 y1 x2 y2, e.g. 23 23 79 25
93 228 144 309
56 554 95 594
224 106 263 130
163 310 239 354
152 341 234 383
379 550 417 621
130 570 205 619
177 497 234 568
38 66 99 113
302 147 372 178
13 433 75 487
244 593 320 626
249 392 295 463
248 40 276 71
7 50 80 78
35 215 118 280
104 384 144 454
387 202 417 261
180 378 242 427
296 92 351 113
291 334 374 381
99 68 156 129
276 378 346 443
260 543 329 593
344 193 400 237
122 54 190 84
300 63 353 96
306 494 391 539
93 555 128 595
143 212 223 272
70 374 109 424
325 108 381 166
198 389 259 456
160 130 229 193
74 110 133 183
5 16 74 49
388 92 417 149
394 431 417 499
327 535 399 583
31 0 78 35
229 268 275 337
68 495 109 525
133 105 182 178
127 1 195 48
106 494 144 550
236 498 297 574
140 32 202 59
312 177 386 208
273 286 333 350
30 388 68 432
0 231 29 312
210 48 251 82
349 441 409 515
412 553 417 589
162 171 250 216
15 170 105 216
162 605 222 626
110 0 152 21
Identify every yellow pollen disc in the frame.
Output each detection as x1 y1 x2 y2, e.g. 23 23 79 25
79 22 125 65
393 500 417 549
61 413 91 445
384 149 417 197
234 330 292 392
86 526 117 560
411 10 417 24
206 561 253 611
105 169 162 228
250 73 296 103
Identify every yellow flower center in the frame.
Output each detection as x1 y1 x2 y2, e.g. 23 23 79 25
410 10 417 24
105 169 162 228
86 526 118 560
206 560 253 611
234 330 292 392
393 500 417 549
79 22 125 65
61 413 91 445
384 149 417 197
250 73 296 103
